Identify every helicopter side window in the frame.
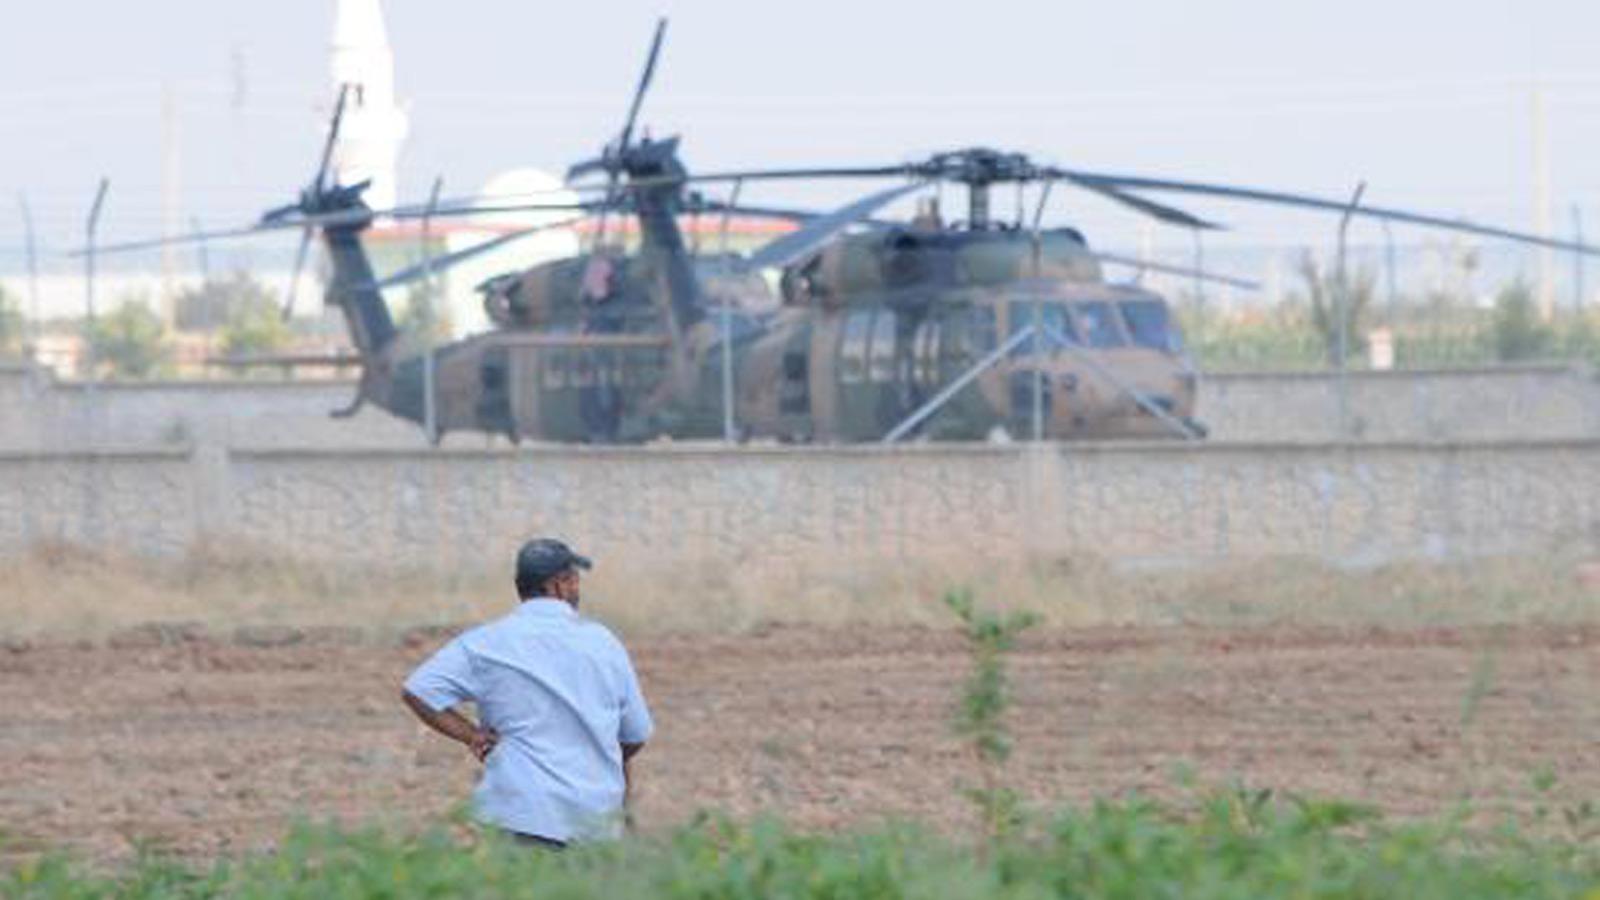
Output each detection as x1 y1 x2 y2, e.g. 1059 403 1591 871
1119 299 1182 352
780 350 809 415
1073 301 1127 348
962 305 998 359
867 310 898 382
839 309 873 384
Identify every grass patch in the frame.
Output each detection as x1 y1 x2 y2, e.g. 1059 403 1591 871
5 792 1597 899
4 541 1599 640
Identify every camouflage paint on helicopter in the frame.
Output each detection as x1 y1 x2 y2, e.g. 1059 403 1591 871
737 219 1198 442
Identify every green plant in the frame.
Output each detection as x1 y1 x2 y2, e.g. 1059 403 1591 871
8 794 1599 899
219 294 292 359
173 271 279 333
944 588 1039 845
1490 280 1553 362
1293 250 1376 366
84 297 171 379
396 282 452 349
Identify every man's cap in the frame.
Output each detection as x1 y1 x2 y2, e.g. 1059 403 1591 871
516 538 593 584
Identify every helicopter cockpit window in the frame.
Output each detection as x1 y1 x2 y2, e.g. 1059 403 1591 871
840 309 873 383
1119 300 1182 352
867 310 898 382
1006 300 1074 356
1074 301 1127 348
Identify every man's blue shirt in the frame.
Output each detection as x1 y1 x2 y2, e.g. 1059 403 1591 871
404 599 653 841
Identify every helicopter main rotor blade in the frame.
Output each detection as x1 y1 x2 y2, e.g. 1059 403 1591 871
619 18 667 154
744 182 928 270
1063 171 1600 256
364 217 588 290
1090 250 1261 291
1049 173 1221 230
282 225 313 321
313 85 351 196
694 200 831 221
80 221 300 256
566 18 668 183
687 165 909 184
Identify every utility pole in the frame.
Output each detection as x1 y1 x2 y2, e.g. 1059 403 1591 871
1533 85 1555 320
1335 181 1367 440
718 179 742 443
191 215 210 281
18 193 40 355
160 82 181 330
1573 205 1586 311
84 178 110 386
1030 183 1054 442
421 175 443 445
1381 221 1398 327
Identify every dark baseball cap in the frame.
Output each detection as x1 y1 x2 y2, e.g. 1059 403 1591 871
515 538 593 585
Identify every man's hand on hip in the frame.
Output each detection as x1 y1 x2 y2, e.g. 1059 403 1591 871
468 725 498 762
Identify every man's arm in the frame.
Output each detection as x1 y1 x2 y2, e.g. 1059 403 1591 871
401 689 497 762
621 740 645 829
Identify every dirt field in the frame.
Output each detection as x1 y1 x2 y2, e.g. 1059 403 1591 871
2 622 1597 864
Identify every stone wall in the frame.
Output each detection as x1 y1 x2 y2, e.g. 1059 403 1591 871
2 363 1595 450
1202 364 1600 442
5 442 1597 577
0 365 420 450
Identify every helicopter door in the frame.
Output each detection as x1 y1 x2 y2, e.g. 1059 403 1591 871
476 345 517 440
777 323 813 439
509 346 541 438
834 307 877 440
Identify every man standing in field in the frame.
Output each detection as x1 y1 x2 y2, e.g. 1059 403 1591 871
401 538 653 848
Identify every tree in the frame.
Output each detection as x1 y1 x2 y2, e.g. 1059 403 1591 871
174 271 280 333
85 296 171 379
0 283 23 357
1293 250 1376 366
1489 279 1551 362
219 297 293 358
395 282 452 351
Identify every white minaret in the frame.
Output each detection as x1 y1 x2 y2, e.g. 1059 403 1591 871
330 0 408 210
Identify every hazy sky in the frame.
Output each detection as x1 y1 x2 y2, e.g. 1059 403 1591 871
4 0 1599 273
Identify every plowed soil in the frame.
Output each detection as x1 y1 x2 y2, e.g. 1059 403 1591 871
2 623 1597 863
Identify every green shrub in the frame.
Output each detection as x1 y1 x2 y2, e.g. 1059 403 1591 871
7 794 1597 899
84 298 171 379
1491 280 1553 362
174 272 280 333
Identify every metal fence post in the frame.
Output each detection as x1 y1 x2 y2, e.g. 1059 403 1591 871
1335 181 1367 439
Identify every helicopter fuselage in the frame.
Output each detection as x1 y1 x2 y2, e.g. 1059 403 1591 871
370 222 1200 443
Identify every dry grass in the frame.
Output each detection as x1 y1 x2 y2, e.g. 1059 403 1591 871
5 540 1599 641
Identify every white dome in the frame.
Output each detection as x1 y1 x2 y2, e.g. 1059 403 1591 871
474 168 582 229
438 168 583 338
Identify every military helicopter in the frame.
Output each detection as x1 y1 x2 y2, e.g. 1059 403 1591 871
88 20 1246 444
92 21 1600 445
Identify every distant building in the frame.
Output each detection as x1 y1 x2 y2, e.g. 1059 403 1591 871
330 0 408 212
